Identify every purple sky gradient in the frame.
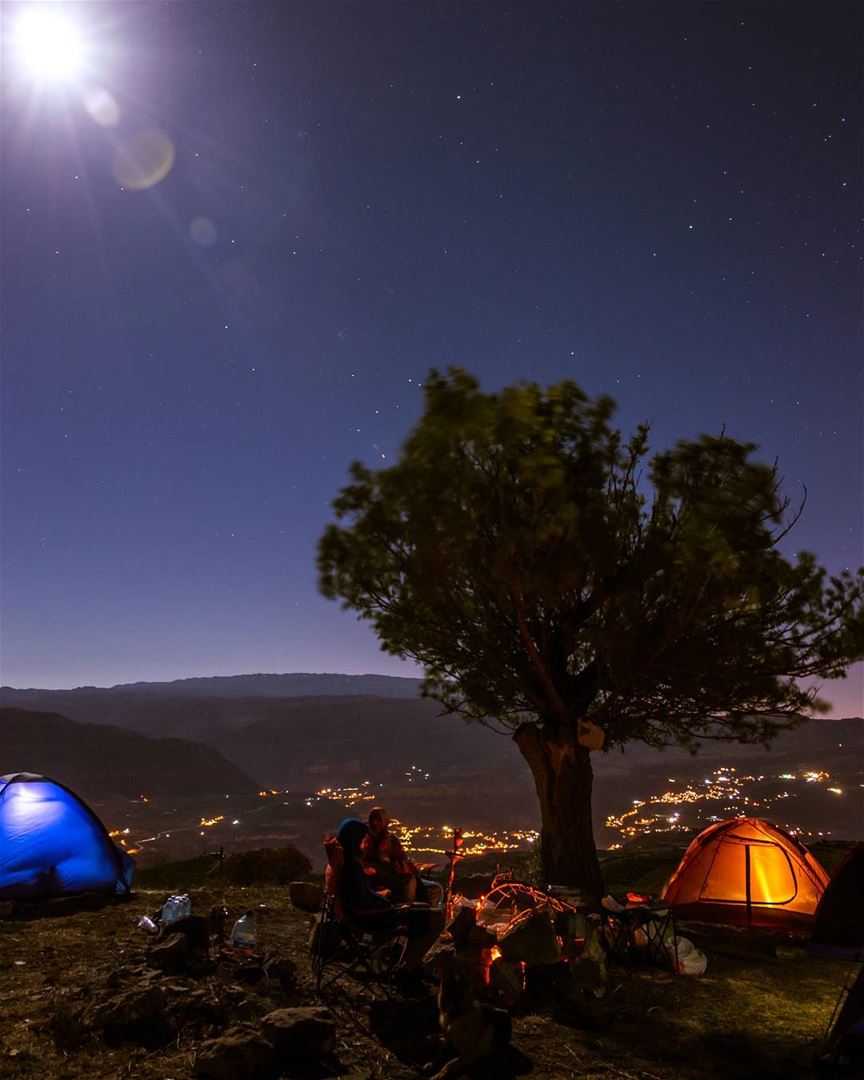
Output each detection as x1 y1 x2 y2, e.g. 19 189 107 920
1 2 861 716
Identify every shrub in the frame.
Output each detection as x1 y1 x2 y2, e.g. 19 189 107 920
222 846 312 886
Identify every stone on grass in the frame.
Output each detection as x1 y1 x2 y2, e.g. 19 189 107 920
499 907 560 966
422 939 456 978
165 914 211 953
289 881 323 913
261 1006 336 1060
263 950 297 987
148 932 190 971
88 985 171 1045
195 1026 276 1080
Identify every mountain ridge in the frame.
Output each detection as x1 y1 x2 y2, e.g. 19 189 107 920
1 672 424 699
0 707 258 803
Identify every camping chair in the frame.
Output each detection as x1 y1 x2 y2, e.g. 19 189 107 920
311 834 408 997
601 900 679 973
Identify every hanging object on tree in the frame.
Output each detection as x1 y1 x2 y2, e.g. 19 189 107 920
577 718 605 750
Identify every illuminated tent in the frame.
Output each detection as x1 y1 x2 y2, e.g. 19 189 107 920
809 843 864 960
0 773 134 900
660 817 829 928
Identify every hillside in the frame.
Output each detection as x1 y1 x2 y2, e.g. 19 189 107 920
1 682 860 846
0 708 258 803
1 671 422 701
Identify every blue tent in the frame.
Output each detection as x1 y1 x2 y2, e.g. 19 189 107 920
0 773 134 899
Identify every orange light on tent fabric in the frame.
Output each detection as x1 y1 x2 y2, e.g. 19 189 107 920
661 817 830 929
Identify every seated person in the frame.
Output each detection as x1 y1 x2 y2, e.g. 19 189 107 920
362 806 443 908
337 817 444 972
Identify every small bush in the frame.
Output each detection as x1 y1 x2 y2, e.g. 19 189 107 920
222 846 312 886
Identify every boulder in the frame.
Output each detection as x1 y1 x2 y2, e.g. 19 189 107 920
422 939 456 979
164 914 211 953
289 881 323 913
467 924 498 950
262 951 296 987
88 985 171 1045
261 1006 336 1059
147 932 190 972
499 908 560 966
195 1027 276 1079
488 957 523 1006
569 914 607 998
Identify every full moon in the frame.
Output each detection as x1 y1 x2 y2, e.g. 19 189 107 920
14 9 86 83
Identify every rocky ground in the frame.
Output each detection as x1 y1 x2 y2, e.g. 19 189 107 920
0 882 851 1080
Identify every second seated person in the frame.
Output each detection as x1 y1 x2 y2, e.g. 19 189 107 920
336 817 444 973
362 806 443 907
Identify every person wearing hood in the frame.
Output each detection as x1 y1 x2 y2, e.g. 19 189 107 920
336 817 444 972
362 806 443 908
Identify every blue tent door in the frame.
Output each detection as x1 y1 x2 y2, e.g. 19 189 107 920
0 774 132 899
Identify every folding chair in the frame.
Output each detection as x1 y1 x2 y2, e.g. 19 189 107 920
601 901 679 972
312 834 408 997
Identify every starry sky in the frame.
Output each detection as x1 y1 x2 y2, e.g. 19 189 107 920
1 2 861 714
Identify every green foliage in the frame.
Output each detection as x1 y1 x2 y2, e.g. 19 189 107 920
319 368 864 751
135 846 312 890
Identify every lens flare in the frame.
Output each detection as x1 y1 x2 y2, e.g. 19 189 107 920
112 130 175 191
14 9 86 83
189 216 218 246
83 85 120 127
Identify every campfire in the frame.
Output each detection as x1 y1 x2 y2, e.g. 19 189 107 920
431 831 680 1004
436 873 597 1004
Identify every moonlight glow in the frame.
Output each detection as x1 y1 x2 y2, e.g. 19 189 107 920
14 8 86 83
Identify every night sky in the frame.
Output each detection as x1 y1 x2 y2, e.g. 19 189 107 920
1 2 861 714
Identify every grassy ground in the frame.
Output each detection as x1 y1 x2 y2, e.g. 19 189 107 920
0 870 853 1080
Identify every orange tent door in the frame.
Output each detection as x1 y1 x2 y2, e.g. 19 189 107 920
701 836 797 920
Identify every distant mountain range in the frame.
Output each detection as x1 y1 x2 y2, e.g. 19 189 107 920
1 675 861 843
1 672 423 699
0 708 257 804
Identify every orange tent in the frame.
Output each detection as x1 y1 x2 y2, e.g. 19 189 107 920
661 817 830 929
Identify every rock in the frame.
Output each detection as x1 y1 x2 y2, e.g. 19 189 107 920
446 905 476 949
499 908 560 966
195 1026 276 1079
148 932 190 971
422 940 456 979
570 914 607 998
289 881 323 913
488 957 523 1006
234 961 266 985
88 985 172 1045
467 924 498 950
262 951 296 987
776 945 807 961
261 1006 336 1060
164 914 211 953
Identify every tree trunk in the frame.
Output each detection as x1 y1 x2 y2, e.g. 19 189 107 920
514 722 604 899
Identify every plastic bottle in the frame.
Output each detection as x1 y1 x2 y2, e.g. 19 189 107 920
230 910 257 953
160 894 192 926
